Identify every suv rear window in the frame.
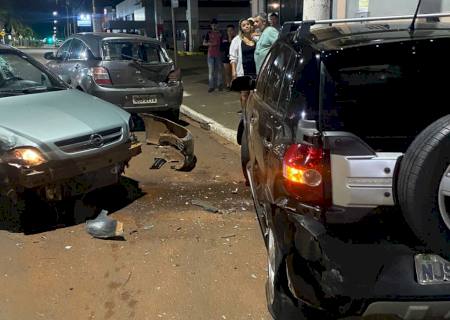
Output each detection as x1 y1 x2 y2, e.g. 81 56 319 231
322 39 450 152
102 41 169 63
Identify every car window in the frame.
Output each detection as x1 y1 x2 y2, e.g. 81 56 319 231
56 40 72 60
277 49 297 113
286 48 320 122
255 51 275 100
102 41 167 63
0 52 64 94
69 39 88 60
264 45 291 109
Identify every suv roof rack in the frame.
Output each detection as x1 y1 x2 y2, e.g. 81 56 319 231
281 12 450 40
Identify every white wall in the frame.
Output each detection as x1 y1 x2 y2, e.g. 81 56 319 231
116 0 143 19
332 0 448 19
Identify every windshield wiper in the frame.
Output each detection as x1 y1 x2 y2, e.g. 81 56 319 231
121 54 144 64
0 86 66 96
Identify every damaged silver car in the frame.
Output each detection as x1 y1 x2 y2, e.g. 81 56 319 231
44 33 183 121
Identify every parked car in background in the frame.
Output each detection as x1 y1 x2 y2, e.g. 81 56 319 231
44 33 182 121
234 14 450 320
0 44 141 230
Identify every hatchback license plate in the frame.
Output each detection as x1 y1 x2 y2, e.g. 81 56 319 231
132 95 157 105
415 254 450 285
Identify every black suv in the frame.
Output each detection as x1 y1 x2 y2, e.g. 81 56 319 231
235 16 450 320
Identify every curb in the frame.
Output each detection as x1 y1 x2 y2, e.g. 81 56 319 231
180 104 238 145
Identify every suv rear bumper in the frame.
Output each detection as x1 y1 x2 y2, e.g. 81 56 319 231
275 209 450 319
89 83 183 114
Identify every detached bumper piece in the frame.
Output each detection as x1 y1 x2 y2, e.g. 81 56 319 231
140 113 196 171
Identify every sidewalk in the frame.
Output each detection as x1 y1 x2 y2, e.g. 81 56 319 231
176 55 242 145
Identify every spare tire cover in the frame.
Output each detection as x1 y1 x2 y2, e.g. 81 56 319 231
398 115 450 258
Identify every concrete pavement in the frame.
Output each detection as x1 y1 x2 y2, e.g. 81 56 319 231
177 55 242 145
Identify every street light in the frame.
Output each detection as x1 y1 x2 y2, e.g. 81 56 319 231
53 11 58 16
54 20 58 24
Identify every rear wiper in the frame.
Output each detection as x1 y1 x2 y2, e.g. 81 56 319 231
121 54 144 64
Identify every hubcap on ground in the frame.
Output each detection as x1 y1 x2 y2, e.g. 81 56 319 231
438 165 450 230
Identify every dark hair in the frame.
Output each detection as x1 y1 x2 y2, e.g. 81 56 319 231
269 12 279 18
226 24 235 29
211 18 218 24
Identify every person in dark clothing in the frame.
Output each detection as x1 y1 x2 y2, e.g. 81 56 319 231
221 24 236 90
229 19 257 109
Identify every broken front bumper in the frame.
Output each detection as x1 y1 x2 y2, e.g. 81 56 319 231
272 208 450 319
2 142 141 196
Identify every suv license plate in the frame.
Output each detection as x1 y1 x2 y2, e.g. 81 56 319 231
132 95 158 105
415 254 450 285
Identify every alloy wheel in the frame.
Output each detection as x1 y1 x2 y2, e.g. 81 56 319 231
438 165 450 230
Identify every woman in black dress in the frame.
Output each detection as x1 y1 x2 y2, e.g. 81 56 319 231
229 19 256 109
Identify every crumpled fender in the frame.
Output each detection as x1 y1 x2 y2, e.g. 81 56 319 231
140 114 196 171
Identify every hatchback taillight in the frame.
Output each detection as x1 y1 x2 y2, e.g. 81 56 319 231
90 67 112 86
283 143 331 207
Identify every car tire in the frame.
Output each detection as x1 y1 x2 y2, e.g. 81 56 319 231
0 195 26 232
397 114 450 258
241 130 250 184
164 109 180 122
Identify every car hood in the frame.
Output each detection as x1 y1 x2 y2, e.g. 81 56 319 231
0 89 130 147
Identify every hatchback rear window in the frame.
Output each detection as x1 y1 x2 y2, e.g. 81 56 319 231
102 41 169 63
321 39 450 152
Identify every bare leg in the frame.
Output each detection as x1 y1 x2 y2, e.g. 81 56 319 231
240 90 250 109
223 63 231 88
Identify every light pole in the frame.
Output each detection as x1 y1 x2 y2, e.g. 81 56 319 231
92 0 97 32
66 0 70 37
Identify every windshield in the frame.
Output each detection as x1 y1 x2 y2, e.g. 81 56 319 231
0 51 66 97
102 41 170 63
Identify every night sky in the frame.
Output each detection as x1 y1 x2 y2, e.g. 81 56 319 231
3 0 123 38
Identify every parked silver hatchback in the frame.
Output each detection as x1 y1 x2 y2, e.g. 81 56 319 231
45 33 182 120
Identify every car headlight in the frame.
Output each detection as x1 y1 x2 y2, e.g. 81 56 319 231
3 147 47 167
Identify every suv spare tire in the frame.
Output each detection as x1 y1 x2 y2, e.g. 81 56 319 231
398 115 450 258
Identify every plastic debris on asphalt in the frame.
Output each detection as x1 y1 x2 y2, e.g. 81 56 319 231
191 199 219 213
85 210 125 240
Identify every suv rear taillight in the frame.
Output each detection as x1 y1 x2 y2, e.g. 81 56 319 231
166 68 181 85
283 143 331 207
90 67 112 86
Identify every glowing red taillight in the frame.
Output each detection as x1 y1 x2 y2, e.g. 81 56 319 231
283 143 331 206
90 67 112 86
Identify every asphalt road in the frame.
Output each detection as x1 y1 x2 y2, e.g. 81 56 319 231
0 75 270 319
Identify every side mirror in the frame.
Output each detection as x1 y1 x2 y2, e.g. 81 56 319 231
230 76 256 91
44 52 56 60
58 74 71 84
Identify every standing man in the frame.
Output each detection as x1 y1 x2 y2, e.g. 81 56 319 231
253 13 279 74
203 18 223 92
269 12 281 31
